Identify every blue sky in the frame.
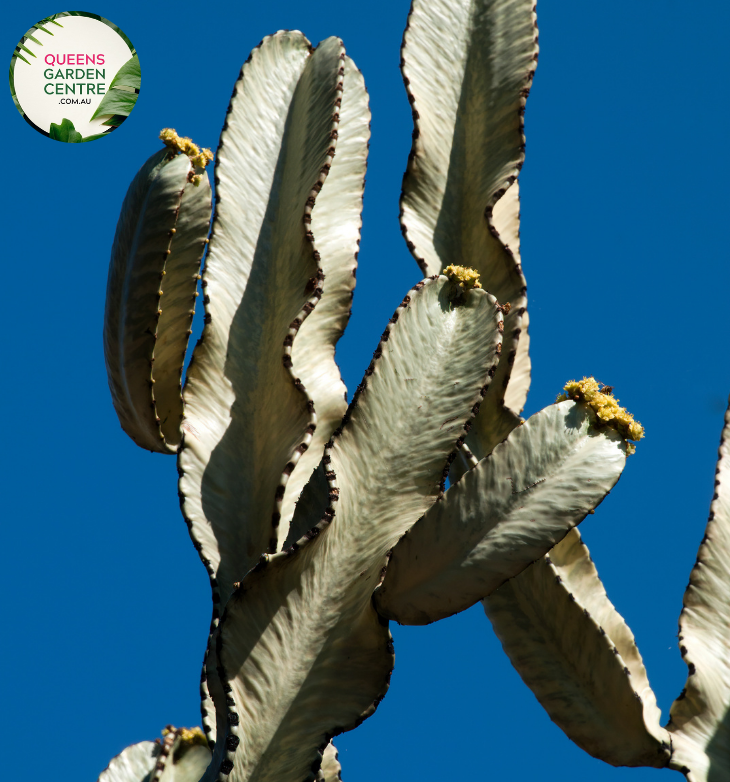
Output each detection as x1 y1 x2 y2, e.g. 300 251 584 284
2 1 729 780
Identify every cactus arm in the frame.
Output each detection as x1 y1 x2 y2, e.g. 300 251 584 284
280 55 371 536
97 729 211 782
104 150 208 453
178 33 345 614
399 0 537 456
152 172 212 447
399 0 536 282
214 596 391 782
205 277 503 782
328 278 501 552
98 740 159 782
667 400 730 782
374 400 627 625
316 743 342 782
183 34 345 746
483 527 671 768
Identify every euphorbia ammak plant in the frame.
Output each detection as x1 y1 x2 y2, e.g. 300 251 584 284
98 0 730 780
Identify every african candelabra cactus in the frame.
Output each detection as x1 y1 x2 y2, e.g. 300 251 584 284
98 0 730 781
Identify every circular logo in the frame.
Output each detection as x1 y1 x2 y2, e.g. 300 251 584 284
9 12 140 142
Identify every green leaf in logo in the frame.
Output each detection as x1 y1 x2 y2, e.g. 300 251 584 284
108 54 140 90
91 55 140 122
81 132 111 142
49 118 83 143
102 114 129 127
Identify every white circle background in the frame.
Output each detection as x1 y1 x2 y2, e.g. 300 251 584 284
13 15 136 137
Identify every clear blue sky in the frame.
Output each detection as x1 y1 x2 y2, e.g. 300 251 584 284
2 2 729 780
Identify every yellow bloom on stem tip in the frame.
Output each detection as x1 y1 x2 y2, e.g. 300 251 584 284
557 376 644 450
190 148 214 169
177 727 208 748
443 265 482 290
161 725 208 748
159 128 214 169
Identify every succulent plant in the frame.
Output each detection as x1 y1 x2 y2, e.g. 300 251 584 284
97 1 729 781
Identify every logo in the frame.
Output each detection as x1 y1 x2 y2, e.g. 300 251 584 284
9 12 140 142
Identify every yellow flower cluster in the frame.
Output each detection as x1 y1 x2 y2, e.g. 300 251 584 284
178 727 208 747
161 725 208 748
159 128 214 170
443 265 482 290
557 376 644 448
190 148 215 169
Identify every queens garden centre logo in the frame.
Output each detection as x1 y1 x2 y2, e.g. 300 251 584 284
10 12 140 143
